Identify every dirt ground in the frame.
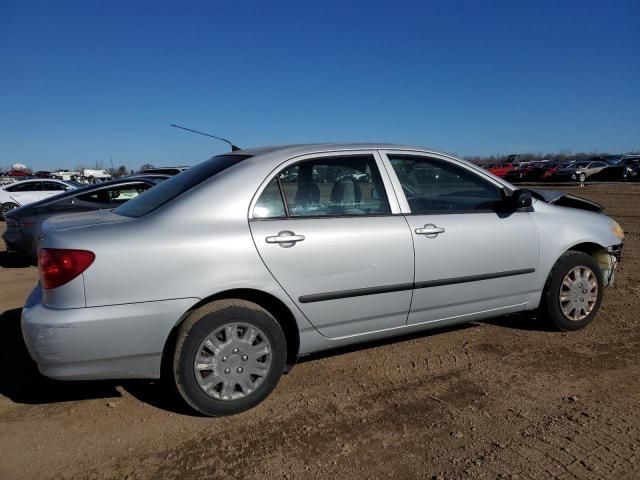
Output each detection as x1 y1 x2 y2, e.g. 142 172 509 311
1 183 639 480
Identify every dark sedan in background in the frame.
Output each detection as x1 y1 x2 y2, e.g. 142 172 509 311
3 175 166 261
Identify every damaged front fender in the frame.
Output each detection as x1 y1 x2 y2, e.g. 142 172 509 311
529 189 603 213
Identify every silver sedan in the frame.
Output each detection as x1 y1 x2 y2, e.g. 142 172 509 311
21 144 624 416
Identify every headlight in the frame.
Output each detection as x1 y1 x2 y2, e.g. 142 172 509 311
611 220 625 240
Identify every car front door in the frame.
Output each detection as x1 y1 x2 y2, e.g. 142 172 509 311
381 151 540 326
249 151 414 338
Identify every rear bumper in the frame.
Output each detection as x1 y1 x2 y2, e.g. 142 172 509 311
21 285 198 380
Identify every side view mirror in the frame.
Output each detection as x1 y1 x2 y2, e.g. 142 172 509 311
510 189 533 210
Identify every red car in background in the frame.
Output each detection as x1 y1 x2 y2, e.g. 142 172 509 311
7 170 30 177
485 163 517 177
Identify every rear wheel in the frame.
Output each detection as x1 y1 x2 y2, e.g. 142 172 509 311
173 300 287 416
540 251 603 331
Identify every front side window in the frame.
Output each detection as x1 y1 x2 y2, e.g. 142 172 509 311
6 181 41 192
388 155 503 214
253 154 390 218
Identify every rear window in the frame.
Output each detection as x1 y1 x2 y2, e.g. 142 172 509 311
116 154 251 218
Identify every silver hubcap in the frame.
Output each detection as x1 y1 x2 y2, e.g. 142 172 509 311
193 323 272 401
559 266 598 321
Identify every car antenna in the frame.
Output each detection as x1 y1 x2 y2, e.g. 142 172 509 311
170 124 241 151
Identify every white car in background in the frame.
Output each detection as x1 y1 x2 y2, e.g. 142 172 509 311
81 169 112 183
51 170 80 181
0 179 77 218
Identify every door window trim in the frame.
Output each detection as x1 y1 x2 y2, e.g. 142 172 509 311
378 149 513 216
249 150 402 220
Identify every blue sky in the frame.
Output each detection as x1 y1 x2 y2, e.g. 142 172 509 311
1 0 638 171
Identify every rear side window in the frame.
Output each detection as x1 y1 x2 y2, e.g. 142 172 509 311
116 155 251 217
42 181 68 191
253 154 390 218
254 178 286 218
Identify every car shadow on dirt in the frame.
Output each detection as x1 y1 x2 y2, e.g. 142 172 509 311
0 251 32 268
481 312 557 332
0 307 123 404
0 307 196 414
0 306 552 414
299 322 478 363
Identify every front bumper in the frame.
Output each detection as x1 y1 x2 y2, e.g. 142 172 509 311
2 227 25 252
21 285 198 380
600 243 623 287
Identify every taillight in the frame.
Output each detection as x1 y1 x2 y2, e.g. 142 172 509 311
39 248 95 289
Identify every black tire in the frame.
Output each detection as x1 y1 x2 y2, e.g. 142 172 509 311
0 202 19 220
540 251 604 331
173 299 287 416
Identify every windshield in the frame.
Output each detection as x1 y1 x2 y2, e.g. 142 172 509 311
116 154 251 218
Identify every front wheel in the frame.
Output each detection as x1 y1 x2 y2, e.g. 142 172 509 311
0 202 19 219
539 251 603 331
173 300 287 416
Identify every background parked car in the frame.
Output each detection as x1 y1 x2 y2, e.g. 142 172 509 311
51 170 80 181
3 176 162 260
503 162 550 182
486 163 517 177
0 179 77 219
552 161 608 182
140 166 188 176
591 155 640 181
80 169 112 183
7 169 30 178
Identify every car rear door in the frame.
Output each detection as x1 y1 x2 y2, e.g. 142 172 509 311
249 151 414 338
380 150 540 326
40 181 71 200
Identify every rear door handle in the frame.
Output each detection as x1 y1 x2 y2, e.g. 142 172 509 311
266 231 305 246
415 224 445 236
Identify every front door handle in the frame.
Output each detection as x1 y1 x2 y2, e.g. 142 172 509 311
415 224 445 236
266 231 305 246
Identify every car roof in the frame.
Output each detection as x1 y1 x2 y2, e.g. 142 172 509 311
228 143 445 158
3 178 66 186
9 179 45 183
